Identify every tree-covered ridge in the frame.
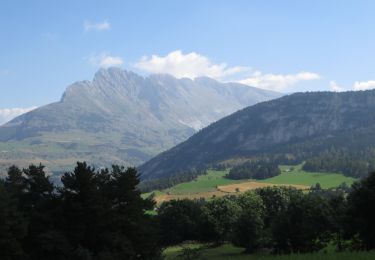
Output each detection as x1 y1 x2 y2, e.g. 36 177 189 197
140 90 375 180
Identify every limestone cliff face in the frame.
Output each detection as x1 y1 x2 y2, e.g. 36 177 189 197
0 68 280 171
139 90 375 179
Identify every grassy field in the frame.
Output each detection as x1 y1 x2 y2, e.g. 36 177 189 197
143 165 358 204
164 170 241 194
143 170 265 203
164 243 375 260
260 164 356 189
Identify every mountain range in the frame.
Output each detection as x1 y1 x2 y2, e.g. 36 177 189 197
139 90 375 179
0 68 281 173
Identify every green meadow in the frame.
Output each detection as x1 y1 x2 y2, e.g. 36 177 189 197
145 164 357 198
164 169 242 194
260 164 356 189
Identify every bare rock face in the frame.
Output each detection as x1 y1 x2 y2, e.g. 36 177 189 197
139 90 375 180
0 68 281 172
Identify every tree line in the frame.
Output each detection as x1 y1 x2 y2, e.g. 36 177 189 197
139 169 207 192
263 132 375 179
0 163 160 260
302 148 375 178
157 175 375 253
220 147 375 180
225 160 281 180
1 162 375 259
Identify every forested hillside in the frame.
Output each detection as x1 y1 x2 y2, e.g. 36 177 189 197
140 90 375 179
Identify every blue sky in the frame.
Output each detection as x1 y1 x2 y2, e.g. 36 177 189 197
1 0 375 122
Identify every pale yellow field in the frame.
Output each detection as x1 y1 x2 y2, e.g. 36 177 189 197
154 191 226 204
153 181 309 203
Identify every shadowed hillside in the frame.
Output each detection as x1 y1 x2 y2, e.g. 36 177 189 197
140 90 375 179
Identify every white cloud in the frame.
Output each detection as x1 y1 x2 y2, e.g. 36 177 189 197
134 50 251 79
134 50 320 92
353 80 375 91
329 80 345 92
0 106 37 125
84 20 111 32
88 53 124 68
238 71 321 92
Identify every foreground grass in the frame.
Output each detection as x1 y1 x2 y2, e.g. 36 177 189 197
164 244 375 260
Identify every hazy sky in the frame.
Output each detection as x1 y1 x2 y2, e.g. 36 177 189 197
1 0 375 123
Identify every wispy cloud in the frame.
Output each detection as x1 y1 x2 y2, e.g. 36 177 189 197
134 50 320 92
327 80 375 92
135 50 251 80
329 80 345 92
88 52 124 68
0 106 37 125
238 71 320 92
83 20 111 32
353 80 375 91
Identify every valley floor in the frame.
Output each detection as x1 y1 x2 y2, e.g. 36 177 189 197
144 164 356 204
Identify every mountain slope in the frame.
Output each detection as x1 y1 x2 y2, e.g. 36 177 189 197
0 68 281 172
139 90 375 179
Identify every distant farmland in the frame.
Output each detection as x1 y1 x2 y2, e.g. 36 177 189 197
144 164 356 204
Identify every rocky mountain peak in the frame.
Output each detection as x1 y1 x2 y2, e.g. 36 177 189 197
0 69 282 172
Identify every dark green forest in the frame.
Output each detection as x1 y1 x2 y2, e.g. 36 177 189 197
1 162 375 259
157 175 375 253
139 169 207 193
302 148 375 178
0 163 160 260
225 161 281 180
